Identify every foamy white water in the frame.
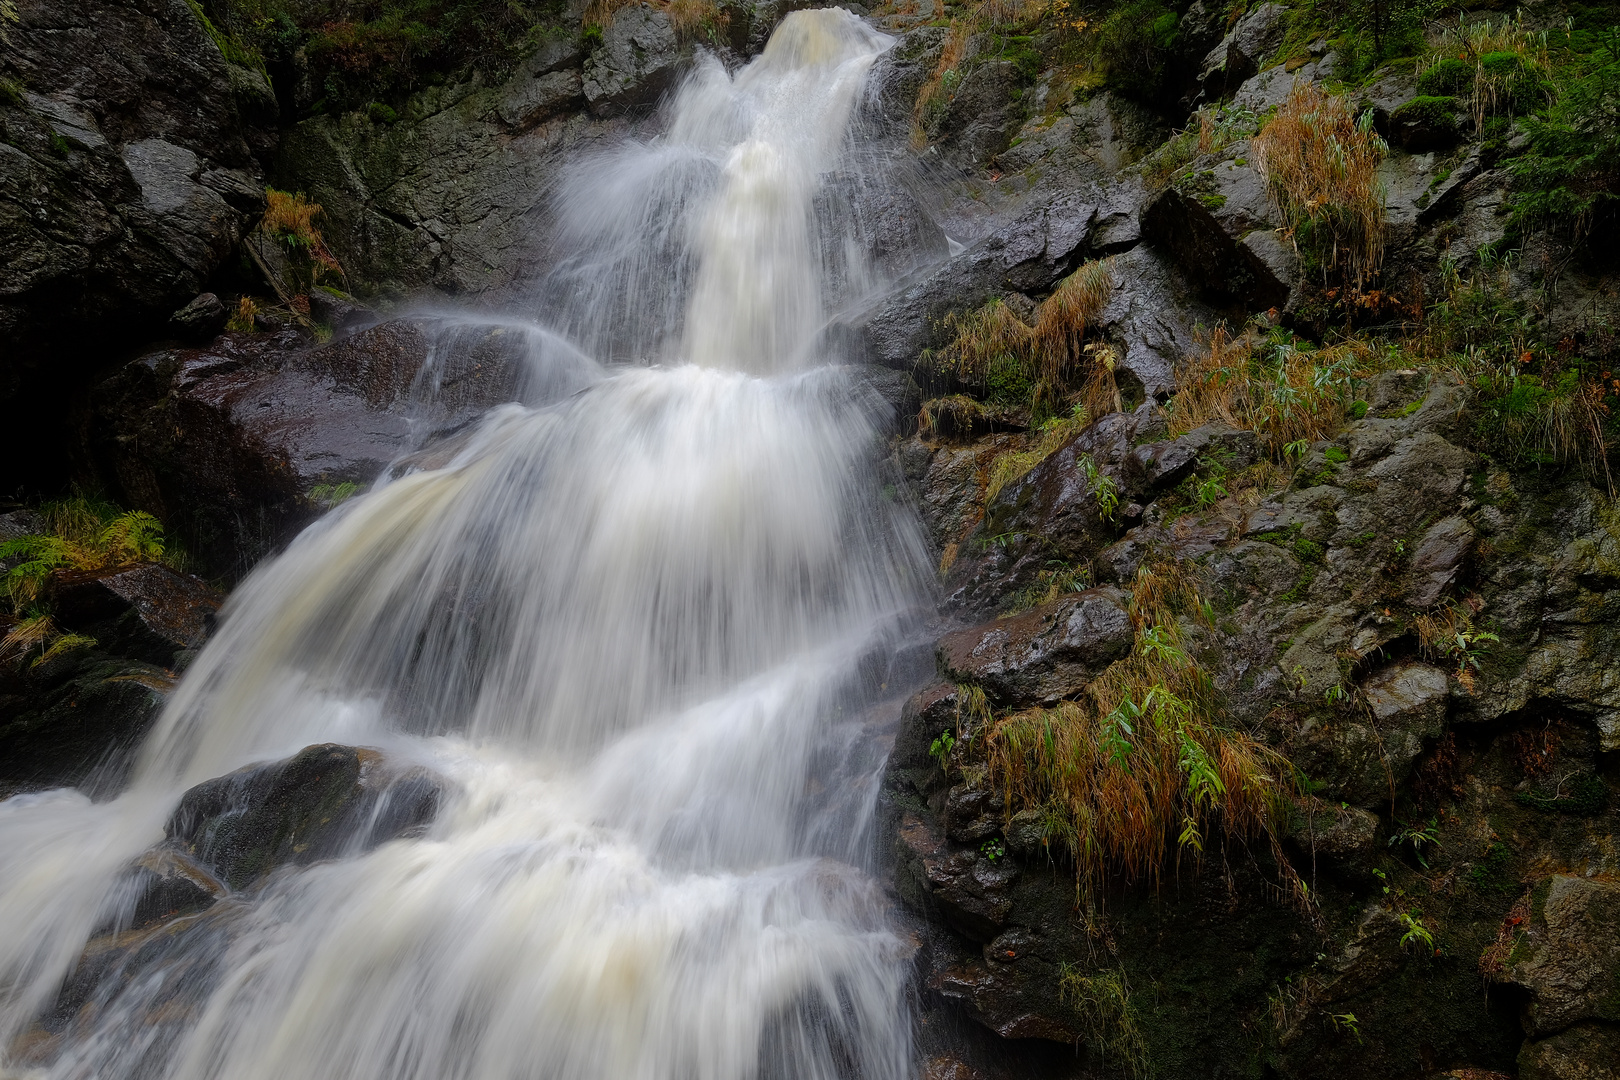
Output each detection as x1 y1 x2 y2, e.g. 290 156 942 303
0 11 934 1080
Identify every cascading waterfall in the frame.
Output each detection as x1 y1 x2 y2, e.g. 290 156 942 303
0 9 937 1080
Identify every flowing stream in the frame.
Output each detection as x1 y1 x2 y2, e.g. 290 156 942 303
0 11 935 1079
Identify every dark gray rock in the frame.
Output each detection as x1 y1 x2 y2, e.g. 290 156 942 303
47 563 222 667
1506 876 1620 1037
85 317 548 576
166 743 446 892
1519 1021 1620 1080
0 647 169 797
896 811 1018 941
0 0 273 396
936 586 1134 705
582 4 680 117
1406 515 1475 608
1142 143 1297 314
169 293 226 340
1199 2 1289 99
927 60 1028 171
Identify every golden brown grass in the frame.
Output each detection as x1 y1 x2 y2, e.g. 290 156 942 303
582 0 638 27
260 189 343 284
928 259 1116 411
0 614 97 669
1164 327 1382 458
1251 83 1388 289
918 393 995 441
664 0 726 39
227 296 259 332
982 557 1304 903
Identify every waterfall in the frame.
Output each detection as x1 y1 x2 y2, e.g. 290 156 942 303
0 10 935 1079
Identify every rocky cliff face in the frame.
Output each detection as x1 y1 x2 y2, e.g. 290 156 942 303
0 0 277 400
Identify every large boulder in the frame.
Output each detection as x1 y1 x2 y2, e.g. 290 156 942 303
84 318 562 576
0 0 274 397
936 586 1134 706
163 743 445 892
0 645 169 796
1142 142 1299 315
1506 876 1620 1037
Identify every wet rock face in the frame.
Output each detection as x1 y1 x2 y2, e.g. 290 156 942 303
47 564 221 667
32 745 447 1055
84 318 540 576
0 0 273 396
582 5 680 117
165 743 444 892
936 587 1133 706
0 649 169 796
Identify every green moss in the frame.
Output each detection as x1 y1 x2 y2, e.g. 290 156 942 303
1417 57 1471 97
1467 842 1516 893
985 353 1034 406
367 101 399 124
1253 523 1305 549
1197 192 1228 210
1324 446 1350 463
1349 400 1370 420
1281 563 1319 602
1392 95 1458 131
0 78 23 108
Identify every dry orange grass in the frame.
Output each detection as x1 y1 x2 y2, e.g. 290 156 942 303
1165 327 1381 458
582 0 638 27
983 558 1304 903
260 189 343 283
930 259 1116 404
1251 83 1388 289
665 0 726 39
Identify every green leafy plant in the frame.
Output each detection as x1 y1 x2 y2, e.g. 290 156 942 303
1399 911 1435 952
308 481 362 508
1389 817 1441 868
1058 964 1151 1078
1077 453 1119 520
980 837 1006 860
929 729 957 770
2 503 172 610
1329 1011 1364 1043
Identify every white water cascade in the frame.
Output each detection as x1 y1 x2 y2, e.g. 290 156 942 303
0 11 937 1080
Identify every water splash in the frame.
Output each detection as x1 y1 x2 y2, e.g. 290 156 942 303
0 10 932 1079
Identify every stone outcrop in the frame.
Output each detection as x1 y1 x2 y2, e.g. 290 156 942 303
84 317 572 575
0 0 275 395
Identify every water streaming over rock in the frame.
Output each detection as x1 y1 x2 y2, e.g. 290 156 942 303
0 11 937 1079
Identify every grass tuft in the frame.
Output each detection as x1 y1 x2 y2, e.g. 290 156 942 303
1251 83 1388 289
983 557 1305 904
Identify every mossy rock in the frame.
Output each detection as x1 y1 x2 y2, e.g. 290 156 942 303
1417 57 1472 97
1391 95 1461 151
